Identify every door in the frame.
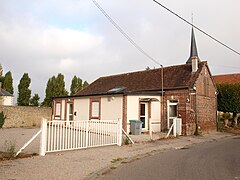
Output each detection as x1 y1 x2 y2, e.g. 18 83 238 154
66 103 73 122
168 101 178 129
140 102 148 130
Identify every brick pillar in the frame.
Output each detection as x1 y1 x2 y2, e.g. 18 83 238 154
122 95 127 131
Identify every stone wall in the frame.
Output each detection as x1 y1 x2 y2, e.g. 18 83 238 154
0 105 52 128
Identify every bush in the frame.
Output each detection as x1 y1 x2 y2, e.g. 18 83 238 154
222 112 230 120
3 140 16 158
0 111 6 128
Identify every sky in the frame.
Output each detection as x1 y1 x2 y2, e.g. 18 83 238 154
0 0 239 102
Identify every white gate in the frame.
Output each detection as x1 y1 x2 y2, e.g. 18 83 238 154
39 119 122 156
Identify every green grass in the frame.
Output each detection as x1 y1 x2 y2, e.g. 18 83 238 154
111 157 123 163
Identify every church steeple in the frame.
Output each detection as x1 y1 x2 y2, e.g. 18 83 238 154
186 27 200 64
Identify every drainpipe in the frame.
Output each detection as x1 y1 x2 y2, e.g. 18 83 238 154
161 65 164 132
215 91 219 131
195 92 198 133
194 86 199 135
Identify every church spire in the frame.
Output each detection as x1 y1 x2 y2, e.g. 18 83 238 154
186 27 200 64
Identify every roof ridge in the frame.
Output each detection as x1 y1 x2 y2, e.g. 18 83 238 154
213 73 240 77
99 63 200 79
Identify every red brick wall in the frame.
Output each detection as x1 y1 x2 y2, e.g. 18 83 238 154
163 64 217 135
163 89 190 135
195 65 217 134
122 95 127 131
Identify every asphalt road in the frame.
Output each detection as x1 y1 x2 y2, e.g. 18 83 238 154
101 136 240 180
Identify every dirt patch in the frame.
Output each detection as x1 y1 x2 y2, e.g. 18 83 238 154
221 127 240 135
0 152 38 161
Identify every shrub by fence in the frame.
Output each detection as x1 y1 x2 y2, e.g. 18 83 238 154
0 111 6 128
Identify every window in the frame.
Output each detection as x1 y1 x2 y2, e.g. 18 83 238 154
169 104 177 117
90 98 101 119
55 102 61 117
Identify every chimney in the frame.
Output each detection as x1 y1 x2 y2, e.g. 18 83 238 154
192 56 198 73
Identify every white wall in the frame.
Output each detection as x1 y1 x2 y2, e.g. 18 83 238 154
151 101 161 132
126 95 161 133
3 96 14 106
74 98 89 120
101 95 123 120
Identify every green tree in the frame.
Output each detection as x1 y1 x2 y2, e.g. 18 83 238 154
0 64 2 105
0 111 6 128
0 64 4 85
217 83 240 125
2 71 14 94
30 94 40 106
42 76 55 107
17 73 31 106
55 73 68 96
0 64 3 77
82 81 89 89
70 75 82 95
42 73 68 107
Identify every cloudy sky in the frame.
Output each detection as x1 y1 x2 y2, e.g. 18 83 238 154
0 0 239 101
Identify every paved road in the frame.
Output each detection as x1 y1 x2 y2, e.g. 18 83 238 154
101 136 240 180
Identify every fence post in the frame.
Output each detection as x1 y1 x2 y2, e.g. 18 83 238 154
86 120 89 148
39 118 47 156
173 118 177 137
117 118 122 146
149 118 153 140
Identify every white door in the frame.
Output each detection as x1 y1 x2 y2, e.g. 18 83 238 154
167 101 178 129
66 103 73 122
140 102 148 130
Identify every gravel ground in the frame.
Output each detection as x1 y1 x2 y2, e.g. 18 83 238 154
0 127 40 153
0 128 234 180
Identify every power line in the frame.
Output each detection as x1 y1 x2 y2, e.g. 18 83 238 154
91 0 162 66
153 0 240 57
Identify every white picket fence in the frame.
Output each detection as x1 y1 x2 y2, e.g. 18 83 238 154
39 119 122 156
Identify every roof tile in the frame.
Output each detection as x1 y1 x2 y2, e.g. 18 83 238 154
213 73 240 84
76 62 206 96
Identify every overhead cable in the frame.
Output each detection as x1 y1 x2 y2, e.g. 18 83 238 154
153 0 240 56
92 0 162 66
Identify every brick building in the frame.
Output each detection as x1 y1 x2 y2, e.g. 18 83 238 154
52 28 217 135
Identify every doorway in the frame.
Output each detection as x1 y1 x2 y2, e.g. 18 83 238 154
66 103 73 122
167 100 178 129
140 102 148 130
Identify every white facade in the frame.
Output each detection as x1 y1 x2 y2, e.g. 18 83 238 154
53 94 162 134
2 96 14 106
126 95 161 133
74 98 89 120
101 96 123 120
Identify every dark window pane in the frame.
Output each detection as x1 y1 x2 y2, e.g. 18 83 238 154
140 104 145 115
69 104 73 114
169 105 177 117
140 117 145 128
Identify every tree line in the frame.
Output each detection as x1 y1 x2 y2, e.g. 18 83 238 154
217 83 240 125
0 64 88 107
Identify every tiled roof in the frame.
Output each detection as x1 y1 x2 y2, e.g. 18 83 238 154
75 62 207 96
213 73 240 84
0 89 13 96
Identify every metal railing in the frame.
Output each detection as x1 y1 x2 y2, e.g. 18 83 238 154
40 119 122 156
